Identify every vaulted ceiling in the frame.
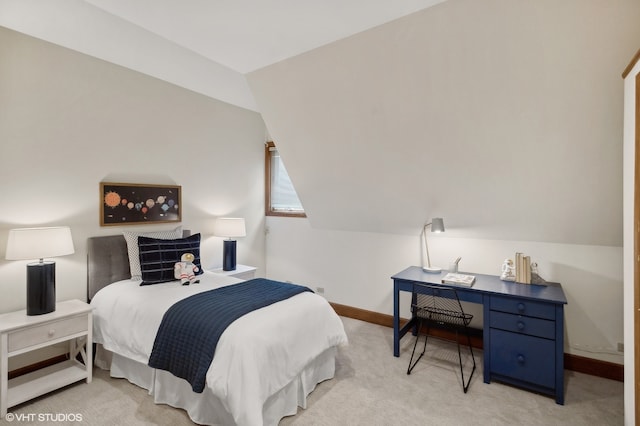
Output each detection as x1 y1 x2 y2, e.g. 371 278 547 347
0 0 447 111
83 0 448 74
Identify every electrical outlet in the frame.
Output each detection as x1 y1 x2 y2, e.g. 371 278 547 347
618 342 624 352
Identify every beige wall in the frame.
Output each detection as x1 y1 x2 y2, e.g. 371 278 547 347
265 216 623 366
251 0 640 368
249 0 640 247
0 27 267 324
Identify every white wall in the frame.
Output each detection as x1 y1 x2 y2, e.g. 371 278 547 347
266 217 623 364
622 53 639 426
0 27 267 366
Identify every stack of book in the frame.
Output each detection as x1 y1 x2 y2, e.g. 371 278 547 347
514 252 532 284
441 272 476 287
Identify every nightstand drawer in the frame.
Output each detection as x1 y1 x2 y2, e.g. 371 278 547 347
8 315 87 353
489 311 555 339
490 329 555 389
210 264 256 280
233 271 256 280
490 295 555 320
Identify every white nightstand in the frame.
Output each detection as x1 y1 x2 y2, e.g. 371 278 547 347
0 299 92 418
210 264 257 280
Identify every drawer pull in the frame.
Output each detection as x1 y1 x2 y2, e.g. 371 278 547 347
48 329 55 337
517 354 525 364
517 321 525 331
517 303 525 313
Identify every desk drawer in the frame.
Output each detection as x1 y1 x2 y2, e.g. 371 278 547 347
490 311 555 339
8 315 88 353
490 329 555 389
491 295 555 320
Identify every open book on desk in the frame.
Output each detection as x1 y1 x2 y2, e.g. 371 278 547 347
441 273 476 287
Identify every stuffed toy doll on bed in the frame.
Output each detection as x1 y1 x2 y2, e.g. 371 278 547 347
174 253 200 285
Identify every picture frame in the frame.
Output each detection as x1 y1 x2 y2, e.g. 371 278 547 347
100 182 182 226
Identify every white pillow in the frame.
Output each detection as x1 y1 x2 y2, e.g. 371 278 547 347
123 226 182 280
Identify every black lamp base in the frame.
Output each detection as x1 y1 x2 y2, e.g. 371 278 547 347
26 261 56 316
223 240 237 271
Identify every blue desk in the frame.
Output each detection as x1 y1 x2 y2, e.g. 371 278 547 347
392 266 567 404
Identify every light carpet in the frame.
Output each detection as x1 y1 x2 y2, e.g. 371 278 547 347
5 317 623 425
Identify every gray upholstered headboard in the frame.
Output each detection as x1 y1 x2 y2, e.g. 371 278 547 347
86 230 191 301
87 235 131 302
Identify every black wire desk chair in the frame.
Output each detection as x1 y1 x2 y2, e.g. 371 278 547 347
406 282 476 393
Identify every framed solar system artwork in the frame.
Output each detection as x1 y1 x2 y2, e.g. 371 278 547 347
100 182 181 226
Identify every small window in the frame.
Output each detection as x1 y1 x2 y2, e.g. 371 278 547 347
265 142 306 217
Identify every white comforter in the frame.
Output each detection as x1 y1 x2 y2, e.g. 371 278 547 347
91 271 348 426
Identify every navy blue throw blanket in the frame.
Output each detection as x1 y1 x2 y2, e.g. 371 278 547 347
148 278 312 393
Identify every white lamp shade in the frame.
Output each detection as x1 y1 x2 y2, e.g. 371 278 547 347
213 218 246 238
6 226 75 261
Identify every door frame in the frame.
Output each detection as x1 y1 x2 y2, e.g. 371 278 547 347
633 69 640 424
624 48 640 425
635 70 640 426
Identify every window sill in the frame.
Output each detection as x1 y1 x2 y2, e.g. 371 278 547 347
266 211 307 218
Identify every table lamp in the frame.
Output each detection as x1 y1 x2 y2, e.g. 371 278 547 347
5 226 75 315
422 218 445 273
213 218 246 271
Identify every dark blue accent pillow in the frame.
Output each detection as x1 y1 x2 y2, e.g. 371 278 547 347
138 233 204 286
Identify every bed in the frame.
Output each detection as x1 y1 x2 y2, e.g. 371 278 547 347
87 232 348 426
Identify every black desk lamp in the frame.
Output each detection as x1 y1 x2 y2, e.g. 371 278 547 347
5 227 75 315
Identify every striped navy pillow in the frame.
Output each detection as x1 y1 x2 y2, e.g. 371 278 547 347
138 233 203 285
